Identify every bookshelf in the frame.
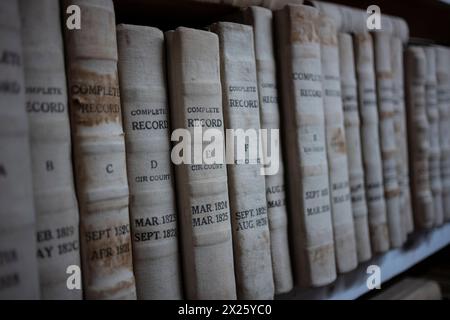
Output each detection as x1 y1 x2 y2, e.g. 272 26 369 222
278 224 450 299
2 0 448 300
111 0 450 300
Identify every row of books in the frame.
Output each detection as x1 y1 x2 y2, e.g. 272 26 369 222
1 0 449 300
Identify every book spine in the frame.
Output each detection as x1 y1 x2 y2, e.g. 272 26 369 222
424 46 444 227
373 31 404 247
405 46 434 229
63 0 136 299
117 24 182 300
166 27 237 300
0 0 40 300
275 5 336 287
436 46 450 223
211 21 274 300
20 0 81 299
391 37 414 234
318 14 357 273
338 32 372 263
245 6 293 295
353 32 390 253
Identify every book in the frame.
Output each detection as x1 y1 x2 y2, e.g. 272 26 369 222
373 30 404 247
166 27 237 300
436 46 450 223
240 5 293 295
275 4 336 287
210 21 274 300
219 0 303 8
424 46 444 227
353 32 390 253
20 0 81 299
318 13 357 273
338 32 372 263
391 36 414 234
62 0 136 299
405 46 434 229
0 0 40 300
117 24 182 300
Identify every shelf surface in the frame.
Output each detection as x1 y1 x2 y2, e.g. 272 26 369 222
278 223 450 300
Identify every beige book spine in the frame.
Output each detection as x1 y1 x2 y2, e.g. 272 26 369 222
20 0 81 299
117 25 182 300
405 46 434 229
0 0 40 300
353 33 390 253
436 46 450 222
166 27 237 300
373 31 404 247
242 6 293 295
210 21 274 300
338 32 372 263
391 37 414 234
318 14 357 273
63 0 136 299
262 0 304 10
424 46 444 227
275 4 336 287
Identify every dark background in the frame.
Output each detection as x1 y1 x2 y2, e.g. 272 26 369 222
112 0 450 45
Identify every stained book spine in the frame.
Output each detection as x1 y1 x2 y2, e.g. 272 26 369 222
338 32 372 263
436 46 450 222
117 25 182 300
353 32 390 253
318 14 357 273
424 46 444 227
20 0 81 299
405 46 434 229
242 6 293 295
275 4 336 287
63 0 136 299
0 0 40 300
391 37 414 234
166 27 237 300
210 21 274 300
373 31 404 247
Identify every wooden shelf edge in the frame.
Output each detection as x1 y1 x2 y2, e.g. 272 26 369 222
277 223 450 300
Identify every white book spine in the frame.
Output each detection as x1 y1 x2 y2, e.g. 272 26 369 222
405 46 434 229
166 27 237 300
20 0 81 299
338 32 372 263
373 31 404 247
436 46 450 222
275 4 336 287
424 46 444 227
0 0 40 300
391 37 414 234
211 21 274 300
353 32 390 253
117 24 182 300
318 14 357 273
243 6 293 295
63 0 136 299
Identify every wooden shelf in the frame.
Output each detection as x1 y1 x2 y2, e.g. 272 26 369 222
277 223 450 300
